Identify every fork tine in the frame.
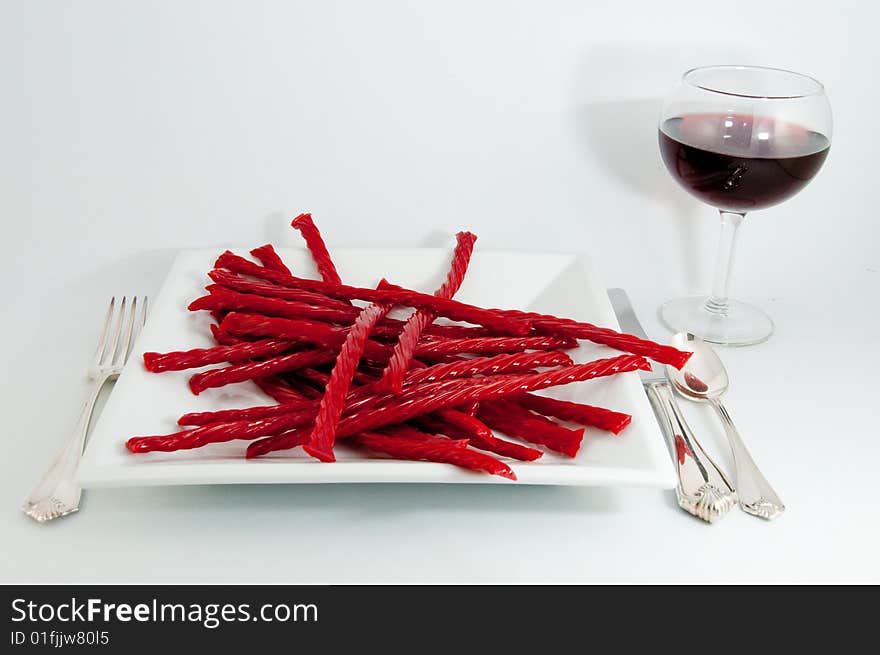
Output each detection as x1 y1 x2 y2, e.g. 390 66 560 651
117 296 138 365
104 296 127 366
140 296 149 344
92 297 116 367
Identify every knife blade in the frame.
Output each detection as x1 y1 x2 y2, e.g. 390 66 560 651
608 288 736 523
607 291 667 385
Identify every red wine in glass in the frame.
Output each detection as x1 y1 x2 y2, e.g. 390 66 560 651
657 66 832 346
659 113 830 212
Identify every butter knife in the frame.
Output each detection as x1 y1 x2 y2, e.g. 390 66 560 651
608 288 736 523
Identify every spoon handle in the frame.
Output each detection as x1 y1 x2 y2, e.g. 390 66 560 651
645 382 737 523
709 398 785 520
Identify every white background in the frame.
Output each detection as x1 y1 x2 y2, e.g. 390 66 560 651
1 1 878 582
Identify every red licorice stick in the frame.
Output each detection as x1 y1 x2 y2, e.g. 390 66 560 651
346 351 571 401
291 213 343 284
143 339 294 373
177 381 389 427
535 321 691 369
378 424 468 447
480 413 583 457
209 270 354 310
477 400 584 457
378 232 476 393
371 322 490 340
246 354 648 457
188 350 337 394
493 308 691 369
434 408 493 439
374 280 692 369
485 397 566 430
209 323 233 345
202 284 493 339
178 400 314 426
305 301 393 462
219 313 391 362
345 370 483 405
413 335 576 359
250 429 313 456
219 312 340 343
412 415 471 440
350 431 516 480
209 323 249 347
420 412 543 462
191 289 358 324
177 377 387 425
412 324 493 338
513 394 632 434
253 377 311 404
399 351 574 386
213 252 529 335
126 409 316 453
250 244 291 275
379 424 431 439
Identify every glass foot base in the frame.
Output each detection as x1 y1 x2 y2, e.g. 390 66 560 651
659 296 774 346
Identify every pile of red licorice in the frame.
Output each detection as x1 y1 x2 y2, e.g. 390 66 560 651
127 214 691 480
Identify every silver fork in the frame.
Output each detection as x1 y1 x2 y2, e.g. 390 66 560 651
22 296 147 523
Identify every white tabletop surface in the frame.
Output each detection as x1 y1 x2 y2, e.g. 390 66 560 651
2 1 878 583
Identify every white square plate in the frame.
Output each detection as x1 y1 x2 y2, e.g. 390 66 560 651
78 248 675 489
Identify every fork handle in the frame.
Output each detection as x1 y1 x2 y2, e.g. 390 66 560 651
709 398 785 520
22 375 107 522
645 382 737 523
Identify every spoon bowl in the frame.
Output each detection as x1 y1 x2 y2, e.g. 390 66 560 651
667 332 729 401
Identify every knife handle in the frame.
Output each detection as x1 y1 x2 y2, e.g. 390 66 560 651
645 382 737 523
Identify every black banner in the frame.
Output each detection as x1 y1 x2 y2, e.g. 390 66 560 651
1 585 870 651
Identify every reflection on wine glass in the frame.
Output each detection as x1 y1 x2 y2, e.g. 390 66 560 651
658 65 832 346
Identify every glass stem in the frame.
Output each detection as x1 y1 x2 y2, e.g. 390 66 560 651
705 210 745 316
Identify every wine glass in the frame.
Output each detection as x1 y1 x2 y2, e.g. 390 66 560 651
658 65 832 346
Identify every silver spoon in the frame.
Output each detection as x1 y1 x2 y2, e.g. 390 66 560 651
666 333 785 520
